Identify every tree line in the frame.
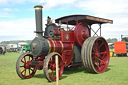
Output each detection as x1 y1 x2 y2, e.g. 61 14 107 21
0 38 118 45
106 38 118 43
0 40 32 45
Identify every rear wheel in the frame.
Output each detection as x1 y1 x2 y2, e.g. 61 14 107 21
43 52 64 82
16 53 36 79
81 37 110 73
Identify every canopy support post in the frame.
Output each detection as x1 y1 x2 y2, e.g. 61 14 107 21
89 24 102 36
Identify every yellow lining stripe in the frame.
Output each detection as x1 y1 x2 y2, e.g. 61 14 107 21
51 39 55 52
47 39 51 54
60 41 64 52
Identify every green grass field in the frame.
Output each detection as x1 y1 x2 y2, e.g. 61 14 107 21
0 52 128 85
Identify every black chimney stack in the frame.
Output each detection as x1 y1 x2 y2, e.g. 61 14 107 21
34 5 43 38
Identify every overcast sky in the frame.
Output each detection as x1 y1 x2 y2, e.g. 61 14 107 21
0 0 128 42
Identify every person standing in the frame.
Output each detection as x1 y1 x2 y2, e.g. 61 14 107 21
0 47 3 54
1 46 5 55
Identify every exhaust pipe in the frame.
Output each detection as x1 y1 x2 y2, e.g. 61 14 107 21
31 5 49 57
34 5 43 38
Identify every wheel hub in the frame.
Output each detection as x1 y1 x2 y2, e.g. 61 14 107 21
95 52 100 57
82 30 86 38
52 64 56 70
25 64 30 69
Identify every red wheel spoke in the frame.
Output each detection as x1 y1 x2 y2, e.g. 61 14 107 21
49 70 54 78
101 53 107 59
21 60 26 64
24 68 26 76
97 57 106 65
24 57 26 63
92 56 95 60
99 51 107 55
96 62 101 70
92 52 95 54
98 43 104 49
95 41 99 48
20 66 24 67
29 56 30 61
92 47 96 52
33 68 36 72
21 69 25 74
49 63 54 67
29 69 30 75
30 68 34 72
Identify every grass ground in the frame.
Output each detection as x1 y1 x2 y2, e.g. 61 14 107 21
0 52 128 85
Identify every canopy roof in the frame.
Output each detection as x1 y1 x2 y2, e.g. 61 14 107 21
55 15 113 25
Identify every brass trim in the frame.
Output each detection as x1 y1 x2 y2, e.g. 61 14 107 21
60 41 64 52
51 39 56 52
36 33 38 37
65 34 69 40
47 39 51 54
34 8 42 10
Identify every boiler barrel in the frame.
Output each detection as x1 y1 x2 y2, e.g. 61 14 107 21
47 39 73 54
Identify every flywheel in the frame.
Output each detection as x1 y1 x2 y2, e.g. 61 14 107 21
74 22 91 46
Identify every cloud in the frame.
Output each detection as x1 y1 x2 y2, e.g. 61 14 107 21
0 17 47 42
39 0 77 9
0 0 128 41
0 8 20 18
0 18 35 39
2 8 20 12
0 12 13 18
0 0 40 6
81 0 128 39
39 0 128 18
2 8 12 12
40 0 128 40
0 18 35 42
76 0 128 17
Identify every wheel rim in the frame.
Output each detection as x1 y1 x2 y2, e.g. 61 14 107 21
44 52 64 81
16 53 36 79
91 38 109 73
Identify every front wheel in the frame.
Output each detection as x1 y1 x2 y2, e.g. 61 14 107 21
16 53 36 79
43 52 64 82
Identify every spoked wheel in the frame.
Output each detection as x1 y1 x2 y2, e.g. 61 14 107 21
43 52 64 82
16 53 36 79
81 37 110 73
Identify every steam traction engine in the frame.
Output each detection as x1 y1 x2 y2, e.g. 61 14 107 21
16 5 113 81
